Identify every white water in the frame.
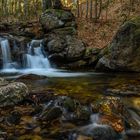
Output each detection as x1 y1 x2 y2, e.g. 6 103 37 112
0 39 88 77
25 40 51 69
0 39 17 69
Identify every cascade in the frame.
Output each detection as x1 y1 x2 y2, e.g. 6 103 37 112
0 38 17 69
24 40 51 69
0 38 85 77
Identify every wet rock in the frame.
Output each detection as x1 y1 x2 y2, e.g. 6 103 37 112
79 124 119 140
91 97 125 132
92 97 124 115
59 96 77 112
92 96 140 131
0 80 28 107
55 96 91 123
74 106 91 122
67 60 87 69
63 106 91 123
76 135 92 140
123 130 140 140
105 84 140 97
41 107 62 121
125 129 140 137
18 135 42 140
6 111 21 125
48 52 66 63
96 17 140 72
56 96 91 123
0 78 9 86
29 39 43 48
100 114 124 132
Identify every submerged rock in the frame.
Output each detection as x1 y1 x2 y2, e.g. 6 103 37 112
79 124 119 140
96 17 140 72
92 96 140 131
40 107 62 122
56 96 91 123
0 79 28 107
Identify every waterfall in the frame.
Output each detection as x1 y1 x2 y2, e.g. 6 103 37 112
0 39 17 69
0 38 86 77
24 40 51 69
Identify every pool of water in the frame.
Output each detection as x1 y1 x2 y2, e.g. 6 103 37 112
14 72 140 107
1 71 140 139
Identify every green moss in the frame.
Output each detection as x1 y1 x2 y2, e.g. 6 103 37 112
130 17 140 27
134 28 140 38
53 27 76 35
45 9 69 18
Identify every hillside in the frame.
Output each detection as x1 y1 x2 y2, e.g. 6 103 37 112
77 0 140 48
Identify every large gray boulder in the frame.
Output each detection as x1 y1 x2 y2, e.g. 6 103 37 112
96 17 140 72
48 36 86 63
66 36 86 61
0 78 28 107
79 124 118 140
40 9 76 32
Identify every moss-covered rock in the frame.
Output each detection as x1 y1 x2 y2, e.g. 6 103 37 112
52 27 77 36
0 78 28 107
96 17 140 72
40 9 75 32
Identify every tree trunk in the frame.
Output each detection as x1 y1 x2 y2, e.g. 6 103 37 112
42 0 52 12
86 0 89 18
89 0 93 19
77 0 80 17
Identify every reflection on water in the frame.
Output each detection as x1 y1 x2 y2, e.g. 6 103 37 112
12 72 140 108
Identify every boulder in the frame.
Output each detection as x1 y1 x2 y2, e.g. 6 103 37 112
40 107 62 122
47 37 66 53
0 78 28 107
96 17 140 72
66 36 86 62
52 27 77 36
92 96 140 130
84 47 101 66
30 39 43 48
79 124 119 140
47 36 86 64
40 9 75 32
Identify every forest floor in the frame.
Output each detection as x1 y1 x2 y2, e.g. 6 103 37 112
76 0 140 49
77 18 121 48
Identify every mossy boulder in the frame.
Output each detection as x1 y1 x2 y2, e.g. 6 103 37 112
96 17 140 72
52 27 77 36
66 36 86 62
0 78 28 107
48 36 86 63
40 9 75 32
84 47 101 66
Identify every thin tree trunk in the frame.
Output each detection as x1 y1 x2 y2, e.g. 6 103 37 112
89 0 93 19
86 0 89 18
77 0 80 17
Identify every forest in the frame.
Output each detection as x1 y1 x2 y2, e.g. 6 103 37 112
0 0 140 140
